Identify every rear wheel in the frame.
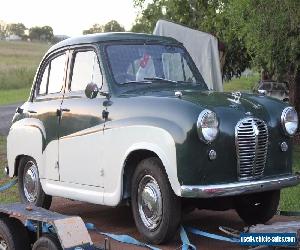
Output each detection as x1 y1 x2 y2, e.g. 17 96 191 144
235 190 280 225
18 157 52 209
0 217 30 250
131 157 181 244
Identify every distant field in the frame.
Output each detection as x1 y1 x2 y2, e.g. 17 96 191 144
0 41 49 104
0 41 50 90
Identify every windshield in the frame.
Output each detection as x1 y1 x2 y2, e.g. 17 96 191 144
106 44 207 88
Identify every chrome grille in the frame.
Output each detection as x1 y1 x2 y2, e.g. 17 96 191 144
235 118 268 180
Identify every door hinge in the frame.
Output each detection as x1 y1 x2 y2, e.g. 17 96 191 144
102 110 109 120
56 109 62 117
100 168 104 176
55 161 59 169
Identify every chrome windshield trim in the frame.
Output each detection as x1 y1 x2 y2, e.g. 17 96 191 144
180 174 300 198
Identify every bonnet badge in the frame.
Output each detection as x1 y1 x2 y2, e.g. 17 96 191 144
228 91 241 104
175 91 183 98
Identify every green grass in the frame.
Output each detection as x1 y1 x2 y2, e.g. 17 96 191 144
280 146 300 211
224 75 260 92
0 87 30 105
0 136 19 203
0 41 49 90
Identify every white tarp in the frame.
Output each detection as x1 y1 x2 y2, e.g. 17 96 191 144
153 20 223 91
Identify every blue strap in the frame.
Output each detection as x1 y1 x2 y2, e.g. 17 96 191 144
25 220 55 234
0 178 17 192
185 226 240 243
86 223 161 250
180 226 196 250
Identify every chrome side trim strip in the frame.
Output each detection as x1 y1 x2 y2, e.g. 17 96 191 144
180 174 300 198
60 126 103 140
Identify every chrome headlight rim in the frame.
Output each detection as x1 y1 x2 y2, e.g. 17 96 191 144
197 109 219 143
281 106 298 136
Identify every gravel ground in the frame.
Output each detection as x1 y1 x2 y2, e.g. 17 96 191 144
50 197 298 250
0 103 19 136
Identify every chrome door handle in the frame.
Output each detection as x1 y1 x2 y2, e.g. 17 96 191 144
28 110 37 114
56 108 70 117
61 108 70 112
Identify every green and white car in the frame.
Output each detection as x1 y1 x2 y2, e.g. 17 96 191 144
6 33 300 244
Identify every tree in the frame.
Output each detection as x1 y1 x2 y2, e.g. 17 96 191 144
83 20 125 35
6 23 26 37
103 20 125 32
29 26 54 42
40 26 54 41
0 23 6 39
83 24 103 35
131 0 251 80
226 0 300 111
29 26 43 40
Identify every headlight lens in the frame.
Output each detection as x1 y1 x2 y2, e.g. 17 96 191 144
197 109 219 143
281 107 298 136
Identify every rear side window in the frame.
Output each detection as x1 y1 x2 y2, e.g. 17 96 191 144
48 54 67 94
38 65 49 95
37 53 67 96
70 50 102 91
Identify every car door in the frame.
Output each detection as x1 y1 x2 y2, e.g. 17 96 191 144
26 50 69 180
58 47 106 187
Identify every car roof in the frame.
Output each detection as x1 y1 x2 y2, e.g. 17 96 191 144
48 32 181 53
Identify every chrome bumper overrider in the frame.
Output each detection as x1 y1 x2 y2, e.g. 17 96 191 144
180 174 300 198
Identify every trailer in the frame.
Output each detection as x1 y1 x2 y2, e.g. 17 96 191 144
0 202 101 250
0 202 299 250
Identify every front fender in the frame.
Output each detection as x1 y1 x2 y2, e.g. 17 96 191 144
124 140 181 196
102 125 181 206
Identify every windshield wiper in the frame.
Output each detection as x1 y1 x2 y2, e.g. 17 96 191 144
143 77 178 84
119 80 152 85
177 80 208 89
177 80 195 84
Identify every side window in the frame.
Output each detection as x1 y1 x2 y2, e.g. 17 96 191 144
70 50 102 91
48 54 67 94
38 65 49 95
162 53 196 82
182 57 196 82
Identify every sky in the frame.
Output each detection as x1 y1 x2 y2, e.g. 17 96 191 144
0 0 139 36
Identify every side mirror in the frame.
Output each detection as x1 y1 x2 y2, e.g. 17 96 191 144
85 83 99 99
258 89 267 96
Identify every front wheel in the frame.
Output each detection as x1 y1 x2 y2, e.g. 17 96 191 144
235 190 280 225
18 157 52 209
131 157 181 244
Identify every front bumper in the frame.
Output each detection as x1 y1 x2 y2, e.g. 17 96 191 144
180 173 300 198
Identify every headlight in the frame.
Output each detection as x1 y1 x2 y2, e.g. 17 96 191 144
281 107 298 136
197 109 219 143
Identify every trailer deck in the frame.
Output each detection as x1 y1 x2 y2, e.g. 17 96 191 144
50 197 300 250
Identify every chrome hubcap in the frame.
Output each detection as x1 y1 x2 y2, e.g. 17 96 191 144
0 238 8 250
23 162 38 203
138 175 162 230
